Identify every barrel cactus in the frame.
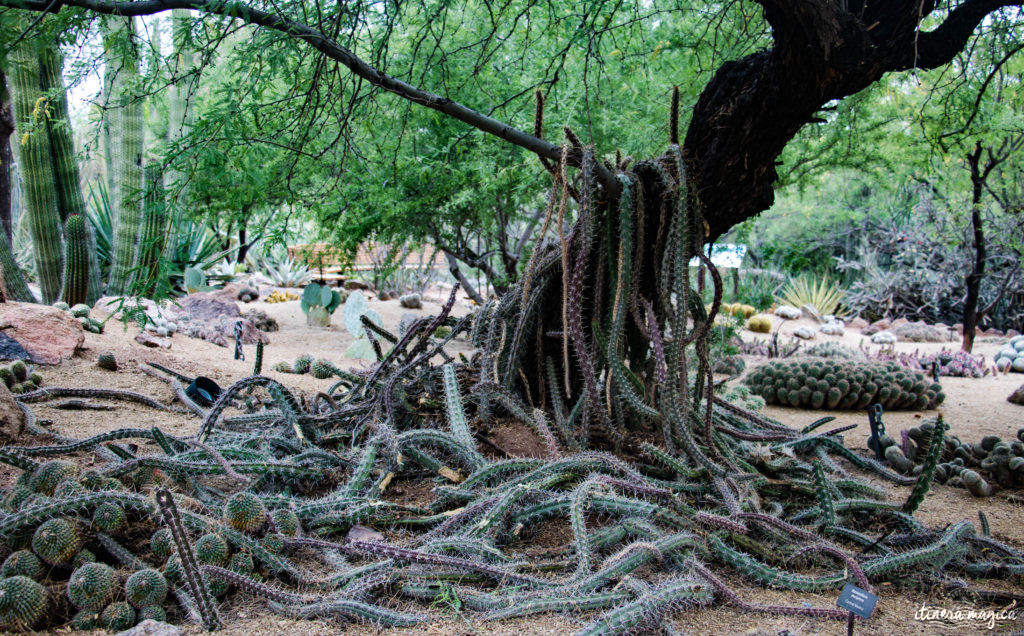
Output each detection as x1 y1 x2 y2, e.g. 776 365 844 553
223 492 266 533
1 550 42 580
92 501 127 533
125 569 168 608
32 517 83 565
269 508 300 536
100 601 136 631
67 562 117 610
746 314 772 333
744 359 944 411
0 575 48 630
194 533 230 565
995 335 1024 373
96 352 118 371
30 459 78 495
151 528 174 559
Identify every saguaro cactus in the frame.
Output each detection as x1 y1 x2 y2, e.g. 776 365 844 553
61 214 89 306
7 35 63 303
104 15 144 296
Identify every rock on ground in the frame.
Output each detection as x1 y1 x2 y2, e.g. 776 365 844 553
1009 384 1024 406
0 303 84 364
114 619 181 636
0 383 25 443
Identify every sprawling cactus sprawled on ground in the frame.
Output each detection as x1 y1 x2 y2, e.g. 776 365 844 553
744 358 944 410
0 284 1018 633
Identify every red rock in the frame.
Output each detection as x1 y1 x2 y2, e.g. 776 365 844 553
891 317 910 328
1009 384 1024 406
344 280 370 291
848 317 869 329
0 383 25 443
135 333 171 349
0 303 84 364
178 292 240 322
985 328 1003 336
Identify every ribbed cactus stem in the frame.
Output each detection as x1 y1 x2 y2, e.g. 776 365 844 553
104 15 144 296
8 35 64 303
133 163 165 295
60 214 89 306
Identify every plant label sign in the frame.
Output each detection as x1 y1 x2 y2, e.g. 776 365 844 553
836 583 878 619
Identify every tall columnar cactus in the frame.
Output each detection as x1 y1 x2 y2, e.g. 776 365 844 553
7 35 64 303
38 44 102 303
133 163 166 295
103 15 145 296
162 8 197 263
0 233 34 301
60 214 89 306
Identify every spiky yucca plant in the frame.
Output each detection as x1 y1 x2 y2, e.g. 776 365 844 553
778 274 844 316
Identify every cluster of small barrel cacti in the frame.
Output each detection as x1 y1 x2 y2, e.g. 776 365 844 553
270 354 342 380
0 361 44 395
876 420 1024 497
744 359 944 410
53 301 105 333
872 347 989 378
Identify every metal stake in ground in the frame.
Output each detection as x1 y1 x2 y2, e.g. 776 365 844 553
234 321 245 361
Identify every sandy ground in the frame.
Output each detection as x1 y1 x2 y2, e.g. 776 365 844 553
4 296 1024 635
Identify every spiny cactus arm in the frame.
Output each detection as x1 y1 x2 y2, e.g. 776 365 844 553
441 363 476 452
903 414 947 515
268 598 426 627
200 565 314 604
575 576 714 636
95 531 148 570
344 540 551 588
154 488 221 631
708 535 847 592
484 590 632 621
0 491 154 536
18 386 185 412
0 448 39 471
812 460 836 527
687 559 847 619
862 520 973 578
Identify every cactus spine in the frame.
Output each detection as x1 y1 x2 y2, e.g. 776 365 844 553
60 214 89 306
7 32 63 303
103 15 145 296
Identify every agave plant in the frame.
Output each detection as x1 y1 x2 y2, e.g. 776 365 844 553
778 274 844 316
259 254 311 287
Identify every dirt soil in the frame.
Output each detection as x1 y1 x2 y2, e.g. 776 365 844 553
5 295 1024 635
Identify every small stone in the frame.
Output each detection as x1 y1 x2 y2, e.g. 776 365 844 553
792 326 815 340
1009 384 1024 406
848 317 869 329
799 304 823 323
114 619 181 636
399 293 422 309
346 525 384 543
135 333 171 349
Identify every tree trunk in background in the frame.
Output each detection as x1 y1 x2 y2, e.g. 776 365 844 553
38 45 103 303
7 36 63 303
162 8 197 264
104 15 145 296
0 70 13 247
961 144 987 353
